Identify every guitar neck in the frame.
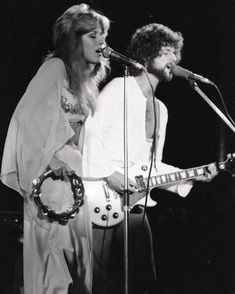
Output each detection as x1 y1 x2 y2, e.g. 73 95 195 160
137 163 218 191
128 153 234 209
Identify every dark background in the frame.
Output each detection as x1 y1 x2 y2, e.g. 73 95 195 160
0 0 235 293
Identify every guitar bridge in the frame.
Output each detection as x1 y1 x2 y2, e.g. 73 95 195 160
102 182 111 202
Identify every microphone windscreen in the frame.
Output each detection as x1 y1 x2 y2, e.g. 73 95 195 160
172 65 192 79
101 46 112 58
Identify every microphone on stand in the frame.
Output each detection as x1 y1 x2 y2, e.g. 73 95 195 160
172 65 214 85
101 46 144 70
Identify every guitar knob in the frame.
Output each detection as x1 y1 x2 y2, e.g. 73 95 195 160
94 207 100 213
106 204 112 211
101 214 108 221
113 212 119 219
141 165 148 171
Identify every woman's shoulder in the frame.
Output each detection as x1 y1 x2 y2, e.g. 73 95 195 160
29 57 67 85
41 57 66 72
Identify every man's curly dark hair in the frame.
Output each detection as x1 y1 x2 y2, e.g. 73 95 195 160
126 23 184 76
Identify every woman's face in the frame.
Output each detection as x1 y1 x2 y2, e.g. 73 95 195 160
81 23 106 65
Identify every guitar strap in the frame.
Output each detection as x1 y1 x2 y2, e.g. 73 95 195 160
153 99 160 172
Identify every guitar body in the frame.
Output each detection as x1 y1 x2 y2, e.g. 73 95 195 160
84 163 158 227
84 180 123 227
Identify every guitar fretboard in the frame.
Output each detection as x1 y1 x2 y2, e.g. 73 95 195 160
135 164 211 192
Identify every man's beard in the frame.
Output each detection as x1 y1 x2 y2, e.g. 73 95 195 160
148 65 173 82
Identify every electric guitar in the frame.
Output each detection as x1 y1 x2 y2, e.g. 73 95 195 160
84 153 235 227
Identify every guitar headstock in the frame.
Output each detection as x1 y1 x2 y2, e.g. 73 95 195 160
219 153 235 174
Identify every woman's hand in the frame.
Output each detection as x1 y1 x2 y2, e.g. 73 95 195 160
105 171 137 194
48 155 75 180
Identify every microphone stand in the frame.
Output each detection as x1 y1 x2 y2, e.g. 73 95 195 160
189 81 235 134
123 66 130 294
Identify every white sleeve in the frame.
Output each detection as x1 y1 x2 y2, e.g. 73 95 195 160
155 100 193 197
83 79 123 178
155 100 168 161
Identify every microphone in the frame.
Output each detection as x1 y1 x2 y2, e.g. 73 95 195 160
172 65 214 85
101 46 144 70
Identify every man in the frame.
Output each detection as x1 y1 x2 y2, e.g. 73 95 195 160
83 23 217 294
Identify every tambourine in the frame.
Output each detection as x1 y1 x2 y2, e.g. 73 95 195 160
31 170 84 225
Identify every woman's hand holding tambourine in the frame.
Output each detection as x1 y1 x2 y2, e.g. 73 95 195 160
48 155 75 179
31 156 84 225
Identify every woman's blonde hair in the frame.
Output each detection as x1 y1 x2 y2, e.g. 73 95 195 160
46 3 110 115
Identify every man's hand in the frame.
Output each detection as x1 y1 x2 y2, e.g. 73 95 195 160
195 162 218 182
48 155 74 180
105 171 137 194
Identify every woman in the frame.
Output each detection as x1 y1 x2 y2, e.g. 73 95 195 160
1 4 110 294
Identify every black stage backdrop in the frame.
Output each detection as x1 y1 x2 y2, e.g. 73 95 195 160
0 0 234 293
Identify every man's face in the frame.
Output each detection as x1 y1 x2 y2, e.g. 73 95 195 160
148 46 177 82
